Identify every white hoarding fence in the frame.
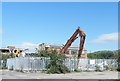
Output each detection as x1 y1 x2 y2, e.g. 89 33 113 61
6 57 118 71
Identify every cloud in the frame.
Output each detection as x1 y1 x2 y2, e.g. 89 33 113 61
16 42 38 52
90 32 119 43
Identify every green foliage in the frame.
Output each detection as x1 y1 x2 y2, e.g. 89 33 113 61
0 53 12 68
95 66 102 72
9 66 14 70
74 69 81 72
29 50 70 73
117 49 120 71
0 53 12 60
29 50 50 57
15 69 21 72
47 50 70 74
105 66 110 70
88 50 120 71
1 66 7 69
88 50 118 59
110 68 117 71
15 69 24 72
39 50 50 57
84 70 93 72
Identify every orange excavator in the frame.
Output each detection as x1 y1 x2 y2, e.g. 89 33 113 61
60 27 86 58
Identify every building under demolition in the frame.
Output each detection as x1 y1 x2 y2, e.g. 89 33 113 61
0 46 26 57
38 43 87 58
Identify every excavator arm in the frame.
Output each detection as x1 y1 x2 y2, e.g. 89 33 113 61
60 28 86 58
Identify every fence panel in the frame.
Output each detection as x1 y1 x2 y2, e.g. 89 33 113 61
6 57 118 71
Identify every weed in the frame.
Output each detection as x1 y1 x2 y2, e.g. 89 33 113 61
9 66 14 70
1 67 7 69
95 66 102 72
74 69 82 72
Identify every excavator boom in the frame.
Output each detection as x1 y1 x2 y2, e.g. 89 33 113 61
60 28 86 58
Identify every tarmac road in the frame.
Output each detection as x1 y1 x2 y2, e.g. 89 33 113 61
0 69 119 79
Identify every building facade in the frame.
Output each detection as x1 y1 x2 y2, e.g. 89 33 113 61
38 43 87 58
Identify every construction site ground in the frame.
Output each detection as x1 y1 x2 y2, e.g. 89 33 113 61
0 69 119 79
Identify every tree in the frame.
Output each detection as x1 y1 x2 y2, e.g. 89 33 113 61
87 50 118 59
29 50 70 73
1 53 12 60
47 50 70 74
0 53 12 68
29 50 50 57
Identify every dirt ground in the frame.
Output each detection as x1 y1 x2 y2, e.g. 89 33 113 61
0 69 119 79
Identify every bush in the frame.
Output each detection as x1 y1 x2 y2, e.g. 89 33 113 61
74 69 81 72
105 66 110 70
117 49 120 72
46 50 70 74
95 66 102 72
1 53 12 60
117 50 120 71
9 66 14 70
110 68 117 71
1 66 7 69
29 50 50 57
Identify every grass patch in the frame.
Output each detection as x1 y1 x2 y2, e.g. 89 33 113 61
1 67 7 69
74 69 82 72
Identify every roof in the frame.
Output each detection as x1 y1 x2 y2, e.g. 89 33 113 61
7 46 15 48
0 48 10 50
0 48 25 50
